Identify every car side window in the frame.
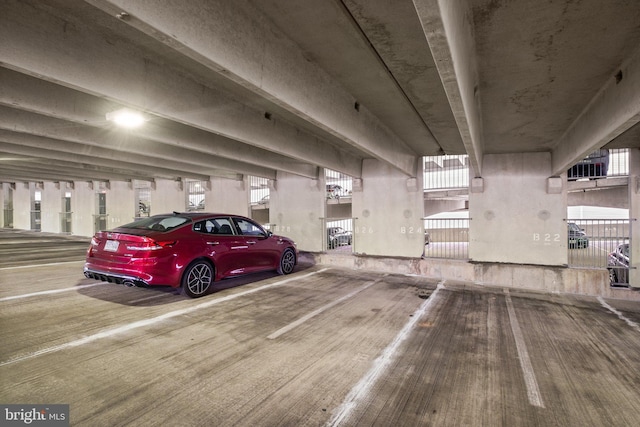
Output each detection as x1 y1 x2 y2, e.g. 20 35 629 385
233 218 266 236
193 218 235 235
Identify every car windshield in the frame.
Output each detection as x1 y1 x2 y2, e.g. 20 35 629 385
118 215 190 232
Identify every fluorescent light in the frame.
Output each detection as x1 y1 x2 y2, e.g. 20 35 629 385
106 108 146 128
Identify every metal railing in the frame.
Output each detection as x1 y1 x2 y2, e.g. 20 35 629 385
325 169 353 202
3 209 13 228
566 219 630 276
608 148 630 178
59 211 73 234
249 176 270 206
422 217 470 259
423 155 469 190
323 218 354 252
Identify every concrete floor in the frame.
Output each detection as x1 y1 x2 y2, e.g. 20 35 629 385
1 230 640 426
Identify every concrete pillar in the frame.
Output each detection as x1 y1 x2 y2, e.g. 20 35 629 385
12 182 31 230
40 181 62 233
629 148 639 287
0 183 5 227
270 171 325 252
208 177 250 216
352 159 424 258
151 179 186 214
72 181 97 237
106 181 136 227
469 153 567 266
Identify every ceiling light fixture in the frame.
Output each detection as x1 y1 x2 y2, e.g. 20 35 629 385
106 108 146 128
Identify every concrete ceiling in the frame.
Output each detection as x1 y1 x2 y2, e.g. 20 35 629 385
1 0 639 184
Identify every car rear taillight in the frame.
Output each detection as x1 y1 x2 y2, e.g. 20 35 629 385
125 240 176 251
87 236 101 257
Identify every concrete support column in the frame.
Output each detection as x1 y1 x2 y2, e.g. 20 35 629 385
41 181 61 233
629 148 639 287
151 179 186 215
208 177 249 216
469 153 567 266
72 181 96 237
270 171 325 252
12 182 31 231
352 159 424 258
0 183 5 227
106 181 135 227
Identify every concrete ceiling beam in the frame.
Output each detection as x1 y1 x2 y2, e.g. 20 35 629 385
0 135 212 182
83 0 420 177
0 106 277 180
551 47 640 175
0 1 364 178
0 67 318 179
412 0 484 176
0 160 146 183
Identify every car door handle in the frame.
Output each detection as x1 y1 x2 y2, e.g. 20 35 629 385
206 241 220 246
246 241 257 245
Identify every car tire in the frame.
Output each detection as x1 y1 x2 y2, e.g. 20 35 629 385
278 248 296 275
182 260 214 298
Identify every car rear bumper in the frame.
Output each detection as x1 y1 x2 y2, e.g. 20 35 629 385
83 265 150 287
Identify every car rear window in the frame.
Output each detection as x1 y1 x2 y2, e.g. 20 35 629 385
119 215 190 231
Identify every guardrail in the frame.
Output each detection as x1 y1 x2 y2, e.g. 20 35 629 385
422 218 470 259
566 219 631 271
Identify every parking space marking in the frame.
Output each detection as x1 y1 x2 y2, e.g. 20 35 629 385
0 283 107 302
128 293 175 304
0 260 84 270
267 278 382 340
0 269 328 367
326 281 445 427
505 290 545 408
598 296 640 332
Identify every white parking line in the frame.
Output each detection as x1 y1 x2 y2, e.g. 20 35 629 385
598 296 640 332
504 290 545 408
267 279 381 340
128 293 175 304
326 281 444 427
0 269 327 367
0 260 85 270
0 283 107 302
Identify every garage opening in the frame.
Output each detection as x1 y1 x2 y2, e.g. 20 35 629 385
566 217 631 285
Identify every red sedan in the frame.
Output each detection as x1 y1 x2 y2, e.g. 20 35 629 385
84 212 297 297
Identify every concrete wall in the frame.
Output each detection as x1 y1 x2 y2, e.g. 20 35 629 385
0 183 6 227
469 153 567 266
352 159 424 258
326 201 351 219
568 185 628 208
105 181 135 228
629 148 639 287
40 181 62 233
12 182 31 230
270 171 325 252
424 199 466 217
208 176 249 216
151 179 186 214
312 253 639 301
72 181 96 237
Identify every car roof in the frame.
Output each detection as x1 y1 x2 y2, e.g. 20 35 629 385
159 212 251 221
